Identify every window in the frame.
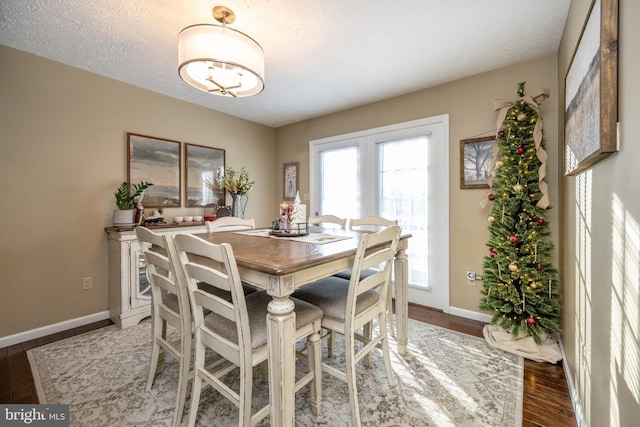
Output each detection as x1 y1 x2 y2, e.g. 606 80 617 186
310 115 449 309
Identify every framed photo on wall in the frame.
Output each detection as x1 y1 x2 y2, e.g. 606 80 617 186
127 133 181 207
460 136 494 189
564 0 618 175
185 143 226 207
283 162 299 200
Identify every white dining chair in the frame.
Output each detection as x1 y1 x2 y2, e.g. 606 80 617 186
170 233 324 427
205 216 255 232
292 225 401 427
308 214 347 229
135 227 191 427
336 216 399 336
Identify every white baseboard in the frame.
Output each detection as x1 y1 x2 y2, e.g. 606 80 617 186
0 311 111 349
559 339 587 427
448 306 492 323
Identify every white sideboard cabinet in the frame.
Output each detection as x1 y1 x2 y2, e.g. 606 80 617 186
105 223 206 328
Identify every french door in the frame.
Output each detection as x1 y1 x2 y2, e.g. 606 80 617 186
309 115 449 310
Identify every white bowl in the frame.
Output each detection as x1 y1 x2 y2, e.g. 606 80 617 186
174 216 184 223
185 216 194 222
194 215 203 222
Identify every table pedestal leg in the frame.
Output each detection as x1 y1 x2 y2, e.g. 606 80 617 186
394 245 409 355
267 278 296 427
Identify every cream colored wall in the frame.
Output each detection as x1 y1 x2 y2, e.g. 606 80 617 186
0 45 276 337
276 55 559 314
558 0 640 425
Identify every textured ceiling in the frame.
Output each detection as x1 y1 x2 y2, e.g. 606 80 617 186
0 0 570 128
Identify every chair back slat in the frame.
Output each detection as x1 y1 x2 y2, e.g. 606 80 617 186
206 217 255 232
308 215 347 229
349 216 397 231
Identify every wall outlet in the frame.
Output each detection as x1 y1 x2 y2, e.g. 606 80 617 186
466 271 476 286
82 277 93 290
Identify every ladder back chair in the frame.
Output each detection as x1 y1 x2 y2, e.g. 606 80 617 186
336 216 400 336
308 214 347 229
206 216 255 232
170 233 324 427
135 227 191 427
292 225 402 427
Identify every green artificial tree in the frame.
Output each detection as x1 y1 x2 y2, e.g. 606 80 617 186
479 82 561 344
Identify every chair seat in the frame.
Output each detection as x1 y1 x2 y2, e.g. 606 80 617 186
292 276 379 322
197 281 258 301
204 290 323 350
333 268 377 281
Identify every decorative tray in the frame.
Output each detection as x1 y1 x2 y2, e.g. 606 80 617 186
269 230 309 237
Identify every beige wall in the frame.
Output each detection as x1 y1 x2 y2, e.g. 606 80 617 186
276 55 559 314
0 45 276 337
559 0 640 425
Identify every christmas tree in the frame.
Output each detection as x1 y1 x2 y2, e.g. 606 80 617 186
479 82 561 344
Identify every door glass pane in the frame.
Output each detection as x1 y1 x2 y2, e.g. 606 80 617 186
319 147 359 217
379 136 429 288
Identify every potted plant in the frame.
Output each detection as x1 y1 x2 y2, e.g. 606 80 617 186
113 181 153 225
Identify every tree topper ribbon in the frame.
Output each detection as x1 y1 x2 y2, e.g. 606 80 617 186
480 88 550 209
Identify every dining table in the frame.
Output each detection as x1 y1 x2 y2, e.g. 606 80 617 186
194 225 411 427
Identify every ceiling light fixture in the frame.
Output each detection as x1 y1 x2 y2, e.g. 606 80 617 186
178 6 264 97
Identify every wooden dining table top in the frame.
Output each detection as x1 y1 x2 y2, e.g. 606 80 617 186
193 226 410 276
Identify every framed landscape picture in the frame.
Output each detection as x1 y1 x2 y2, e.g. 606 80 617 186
564 0 618 175
127 133 181 207
185 143 225 207
460 136 494 189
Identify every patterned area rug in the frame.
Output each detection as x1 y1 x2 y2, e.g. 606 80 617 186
28 319 523 426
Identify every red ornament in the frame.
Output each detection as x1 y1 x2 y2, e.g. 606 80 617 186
489 251 496 258
517 146 525 154
498 130 505 137
510 235 519 243
526 317 536 325
488 194 495 201
489 247 494 251
536 264 542 271
498 295 503 300
538 218 545 225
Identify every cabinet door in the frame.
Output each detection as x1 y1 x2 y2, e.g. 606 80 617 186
129 241 152 309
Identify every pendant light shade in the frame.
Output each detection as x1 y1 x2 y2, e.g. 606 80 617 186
178 6 264 97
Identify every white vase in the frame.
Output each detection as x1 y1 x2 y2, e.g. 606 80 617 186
113 209 135 225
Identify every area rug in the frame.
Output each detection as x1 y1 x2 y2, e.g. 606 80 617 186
28 319 523 426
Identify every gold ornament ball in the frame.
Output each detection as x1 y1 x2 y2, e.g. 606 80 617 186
495 160 504 168
517 113 527 121
513 183 524 192
488 215 495 222
530 282 538 289
508 262 519 272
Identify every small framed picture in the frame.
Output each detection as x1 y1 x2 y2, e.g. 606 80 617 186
185 143 225 207
460 136 495 189
127 133 181 207
283 162 299 200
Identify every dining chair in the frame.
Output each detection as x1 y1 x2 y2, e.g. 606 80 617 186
335 216 399 336
308 214 347 229
171 233 324 427
292 225 402 427
205 216 255 232
135 227 191 427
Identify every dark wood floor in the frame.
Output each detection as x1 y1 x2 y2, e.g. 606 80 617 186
1 305 577 426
